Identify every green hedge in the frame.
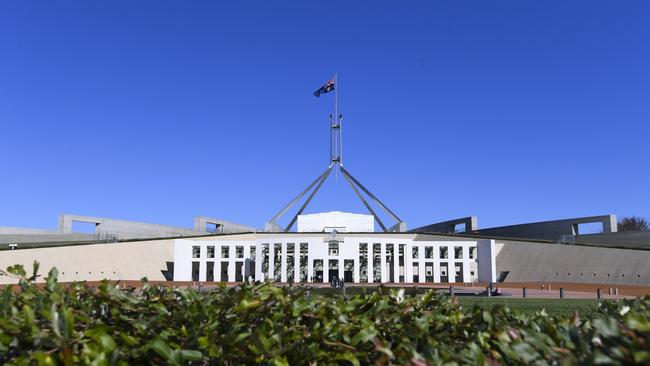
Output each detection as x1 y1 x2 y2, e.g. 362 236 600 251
1 263 649 365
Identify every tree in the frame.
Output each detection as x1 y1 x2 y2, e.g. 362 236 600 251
618 216 648 232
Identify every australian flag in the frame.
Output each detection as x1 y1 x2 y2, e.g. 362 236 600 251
313 79 335 97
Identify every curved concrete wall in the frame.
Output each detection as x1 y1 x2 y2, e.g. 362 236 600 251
0 240 174 285
496 242 650 285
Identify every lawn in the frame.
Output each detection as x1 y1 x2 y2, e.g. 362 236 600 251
457 297 606 317
308 286 609 317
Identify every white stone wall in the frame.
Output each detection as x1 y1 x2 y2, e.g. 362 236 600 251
173 235 486 284
297 211 374 232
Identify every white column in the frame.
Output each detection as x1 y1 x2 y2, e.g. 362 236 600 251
255 244 262 282
404 243 412 283
367 245 374 283
323 259 329 283
380 243 387 283
198 245 206 282
418 257 426 284
433 243 440 283
462 245 471 283
338 259 344 281
393 245 400 283
294 247 300 283
307 247 314 283
215 245 222 282
228 245 236 282
281 243 287 283
268 244 275 282
354 258 360 283
242 244 250 279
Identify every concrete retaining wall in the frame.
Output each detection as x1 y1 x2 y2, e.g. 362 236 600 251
496 242 650 285
0 240 174 284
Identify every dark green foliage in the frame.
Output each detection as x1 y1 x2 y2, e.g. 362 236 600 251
1 263 649 365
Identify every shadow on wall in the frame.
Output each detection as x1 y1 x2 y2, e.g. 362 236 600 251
161 262 174 281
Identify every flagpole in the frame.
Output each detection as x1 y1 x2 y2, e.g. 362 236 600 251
334 73 338 180
339 74 342 167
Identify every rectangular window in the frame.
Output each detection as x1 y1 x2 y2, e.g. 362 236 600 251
313 259 323 283
329 241 339 256
398 244 405 282
440 247 448 259
373 244 381 282
192 246 200 258
250 246 256 260
413 262 419 282
207 246 215 259
262 244 269 280
412 246 419 259
469 247 476 259
273 243 282 282
359 243 368 283
236 246 244 259
192 262 200 281
424 246 433 259
454 246 463 259
300 243 308 282
221 246 230 259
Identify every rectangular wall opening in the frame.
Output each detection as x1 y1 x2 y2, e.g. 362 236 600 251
72 221 98 233
440 263 449 282
344 259 354 282
453 222 466 233
206 262 214 282
328 259 339 282
359 243 368 283
249 246 256 281
373 244 381 282
313 259 323 283
262 244 269 280
386 244 394 282
425 262 433 282
273 244 281 282
191 262 200 281
576 222 604 234
205 222 220 233
413 262 419 282
220 262 229 282
398 244 405 282
300 243 308 282
235 262 243 282
455 263 463 283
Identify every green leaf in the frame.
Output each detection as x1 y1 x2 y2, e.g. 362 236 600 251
180 349 203 361
149 338 172 360
98 334 117 352
351 327 377 346
28 261 40 282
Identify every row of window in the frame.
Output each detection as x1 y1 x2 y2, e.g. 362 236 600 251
192 245 251 259
192 243 477 260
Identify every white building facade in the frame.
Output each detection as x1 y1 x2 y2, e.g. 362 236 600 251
173 232 496 284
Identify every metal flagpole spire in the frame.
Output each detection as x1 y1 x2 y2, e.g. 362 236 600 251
265 75 406 233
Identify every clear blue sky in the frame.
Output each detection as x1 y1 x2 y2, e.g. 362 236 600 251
1 1 648 231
